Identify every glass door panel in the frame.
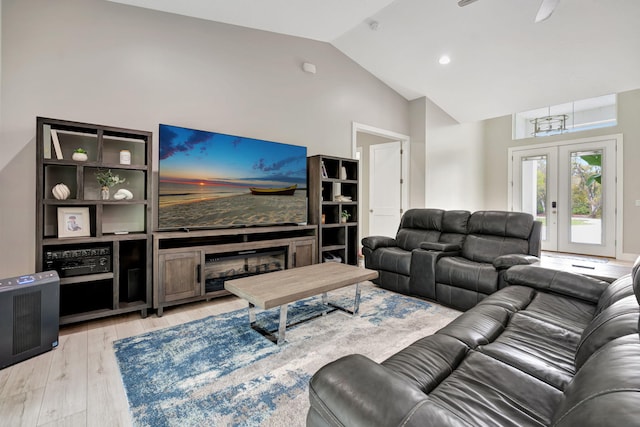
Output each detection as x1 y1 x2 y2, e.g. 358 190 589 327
512 147 557 252
569 149 603 245
521 155 548 243
558 139 615 257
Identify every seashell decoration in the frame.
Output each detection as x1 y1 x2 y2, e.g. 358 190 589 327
52 183 71 200
113 188 133 200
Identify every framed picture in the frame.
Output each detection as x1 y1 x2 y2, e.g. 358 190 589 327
57 207 90 238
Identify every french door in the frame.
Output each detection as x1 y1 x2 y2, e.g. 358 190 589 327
511 137 617 257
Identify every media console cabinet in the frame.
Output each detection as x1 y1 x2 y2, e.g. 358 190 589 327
153 225 317 316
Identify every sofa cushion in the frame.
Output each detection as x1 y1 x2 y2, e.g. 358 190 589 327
461 234 530 264
369 246 412 276
523 291 596 333
574 295 640 370
436 256 499 295
476 285 535 311
595 274 635 315
426 351 563 427
394 209 444 251
439 210 470 246
478 312 579 390
436 304 510 348
551 334 640 427
468 210 534 240
382 334 468 394
400 208 444 230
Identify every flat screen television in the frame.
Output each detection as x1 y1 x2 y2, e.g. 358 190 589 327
158 124 307 230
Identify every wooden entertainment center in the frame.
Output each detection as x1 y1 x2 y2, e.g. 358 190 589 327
153 225 317 316
35 117 361 323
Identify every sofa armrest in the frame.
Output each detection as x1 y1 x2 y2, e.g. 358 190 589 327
308 354 426 427
362 236 397 251
493 254 539 270
503 265 609 303
420 242 461 252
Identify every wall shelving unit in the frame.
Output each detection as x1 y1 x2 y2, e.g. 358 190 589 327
308 155 359 266
35 117 152 325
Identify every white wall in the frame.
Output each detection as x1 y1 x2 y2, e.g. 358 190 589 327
409 98 426 209
0 0 410 276
425 97 484 211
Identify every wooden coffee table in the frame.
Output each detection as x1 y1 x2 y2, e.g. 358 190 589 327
224 263 378 345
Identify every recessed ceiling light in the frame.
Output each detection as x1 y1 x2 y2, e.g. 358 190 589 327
439 55 451 65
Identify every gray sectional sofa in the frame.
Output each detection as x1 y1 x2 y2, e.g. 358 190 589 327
362 209 542 310
307 257 640 427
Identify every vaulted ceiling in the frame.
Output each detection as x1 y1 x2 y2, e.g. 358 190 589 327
107 0 640 123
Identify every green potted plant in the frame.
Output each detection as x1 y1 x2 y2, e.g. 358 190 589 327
72 147 88 162
340 210 351 223
95 169 125 200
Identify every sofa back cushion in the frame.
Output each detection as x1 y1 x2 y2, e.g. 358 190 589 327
396 209 444 251
439 210 470 246
552 334 640 427
468 211 534 239
595 274 635 315
576 257 640 370
461 211 534 263
574 296 639 370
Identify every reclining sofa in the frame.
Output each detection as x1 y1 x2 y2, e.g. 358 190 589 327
307 257 640 427
362 209 542 310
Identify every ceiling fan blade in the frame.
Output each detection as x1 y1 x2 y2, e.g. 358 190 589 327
458 0 479 7
535 0 560 23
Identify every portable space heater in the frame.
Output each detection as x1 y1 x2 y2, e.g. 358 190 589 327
0 271 60 369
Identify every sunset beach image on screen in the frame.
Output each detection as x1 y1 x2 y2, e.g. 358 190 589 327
158 124 307 229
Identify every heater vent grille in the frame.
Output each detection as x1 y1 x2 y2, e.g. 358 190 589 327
13 291 42 355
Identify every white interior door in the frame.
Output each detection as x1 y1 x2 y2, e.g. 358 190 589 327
511 138 617 257
369 141 402 238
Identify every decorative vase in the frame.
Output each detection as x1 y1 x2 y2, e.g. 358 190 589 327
101 186 110 200
52 183 71 200
340 166 347 180
72 152 88 162
341 216 348 223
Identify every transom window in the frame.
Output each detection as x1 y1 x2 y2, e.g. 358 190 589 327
513 94 617 140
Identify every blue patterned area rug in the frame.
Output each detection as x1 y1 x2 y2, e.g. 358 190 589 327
113 283 460 426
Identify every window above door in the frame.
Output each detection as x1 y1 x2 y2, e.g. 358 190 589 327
513 94 617 140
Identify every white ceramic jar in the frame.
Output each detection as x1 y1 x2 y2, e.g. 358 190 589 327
120 150 131 165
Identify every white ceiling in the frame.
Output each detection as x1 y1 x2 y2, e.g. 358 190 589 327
107 0 640 123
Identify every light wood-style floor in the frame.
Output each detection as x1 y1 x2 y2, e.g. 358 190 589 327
1 253 635 426
0 295 247 427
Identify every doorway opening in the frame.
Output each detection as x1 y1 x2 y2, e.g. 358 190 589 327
352 123 410 247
